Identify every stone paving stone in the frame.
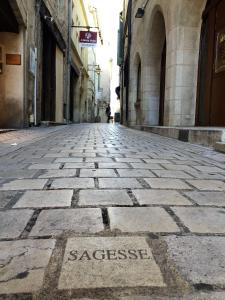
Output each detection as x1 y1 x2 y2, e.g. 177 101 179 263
172 207 225 233
79 169 117 178
13 190 73 208
58 236 166 289
133 190 192 206
185 172 225 180
98 163 130 169
184 191 225 206
85 157 114 163
0 239 55 294
64 162 95 169
54 157 83 163
115 158 143 163
39 169 77 178
0 169 38 179
0 179 48 190
160 164 196 173
187 180 225 191
30 208 104 236
108 207 179 232
120 292 225 300
99 178 142 189
144 178 192 190
44 152 70 158
193 165 225 173
0 191 19 208
51 178 95 189
28 163 61 170
79 190 133 206
153 170 193 179
71 153 96 158
117 169 155 178
0 209 34 239
130 163 164 170
165 236 225 286
143 159 171 164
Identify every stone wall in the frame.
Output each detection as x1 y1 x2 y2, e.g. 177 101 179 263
126 0 207 127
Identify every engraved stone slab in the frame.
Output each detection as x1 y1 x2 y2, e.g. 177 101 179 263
58 237 166 289
0 210 34 239
0 239 55 294
0 179 48 191
14 190 73 208
165 236 225 286
108 207 179 233
30 208 103 236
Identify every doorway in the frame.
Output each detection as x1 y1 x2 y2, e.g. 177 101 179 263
196 0 225 126
159 39 166 126
42 24 56 122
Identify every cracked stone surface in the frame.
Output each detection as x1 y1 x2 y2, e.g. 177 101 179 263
30 208 104 236
0 210 34 239
165 236 225 285
0 239 55 293
58 237 166 289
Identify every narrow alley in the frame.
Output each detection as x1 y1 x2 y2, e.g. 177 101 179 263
0 124 225 299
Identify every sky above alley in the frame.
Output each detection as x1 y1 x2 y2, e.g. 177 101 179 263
89 0 123 113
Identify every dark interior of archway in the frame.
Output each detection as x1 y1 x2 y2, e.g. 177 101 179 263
0 0 19 33
196 0 225 126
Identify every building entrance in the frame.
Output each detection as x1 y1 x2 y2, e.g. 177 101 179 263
197 0 225 126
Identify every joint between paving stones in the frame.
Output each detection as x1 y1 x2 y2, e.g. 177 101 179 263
127 189 140 206
164 207 190 234
20 209 41 238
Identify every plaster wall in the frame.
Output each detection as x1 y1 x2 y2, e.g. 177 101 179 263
0 30 24 128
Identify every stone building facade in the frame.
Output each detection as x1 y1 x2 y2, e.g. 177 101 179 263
119 0 225 128
0 0 70 128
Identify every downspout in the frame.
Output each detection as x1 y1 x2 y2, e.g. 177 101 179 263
126 0 132 124
66 0 72 123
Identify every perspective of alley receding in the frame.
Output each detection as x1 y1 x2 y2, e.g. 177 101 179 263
1 0 225 300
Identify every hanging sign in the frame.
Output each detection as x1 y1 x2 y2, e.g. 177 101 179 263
79 31 97 48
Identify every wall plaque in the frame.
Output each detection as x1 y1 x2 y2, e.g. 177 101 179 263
215 29 225 73
6 54 21 65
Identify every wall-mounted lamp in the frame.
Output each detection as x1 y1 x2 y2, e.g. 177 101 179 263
135 8 145 18
88 64 101 75
44 16 54 23
135 0 150 18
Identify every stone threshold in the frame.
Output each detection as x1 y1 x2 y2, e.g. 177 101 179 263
0 129 16 134
130 125 225 148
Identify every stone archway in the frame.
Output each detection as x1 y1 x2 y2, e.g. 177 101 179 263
143 9 166 126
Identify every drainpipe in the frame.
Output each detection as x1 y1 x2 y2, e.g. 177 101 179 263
66 0 72 123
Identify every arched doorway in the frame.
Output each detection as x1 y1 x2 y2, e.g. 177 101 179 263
144 10 166 125
135 60 142 125
196 0 225 126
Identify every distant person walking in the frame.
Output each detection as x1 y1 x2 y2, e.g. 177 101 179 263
105 104 111 123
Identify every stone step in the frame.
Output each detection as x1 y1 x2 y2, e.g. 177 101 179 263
215 142 225 153
131 125 225 147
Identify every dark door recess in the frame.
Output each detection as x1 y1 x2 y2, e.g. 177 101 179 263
159 39 166 126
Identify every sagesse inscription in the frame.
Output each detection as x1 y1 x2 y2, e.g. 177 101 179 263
68 249 152 261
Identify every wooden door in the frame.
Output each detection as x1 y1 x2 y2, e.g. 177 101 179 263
197 0 225 126
42 25 56 122
159 39 166 126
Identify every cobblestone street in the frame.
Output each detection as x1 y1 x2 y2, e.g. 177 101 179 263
1 124 225 299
